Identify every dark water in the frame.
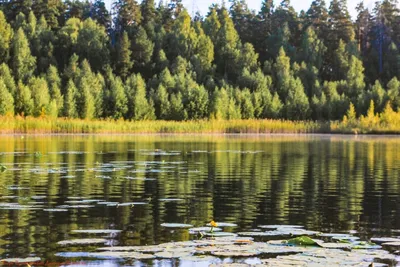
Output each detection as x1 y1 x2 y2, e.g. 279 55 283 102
0 135 400 264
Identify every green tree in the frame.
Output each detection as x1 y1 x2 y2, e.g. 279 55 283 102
0 63 16 97
345 55 365 98
328 0 355 47
28 76 50 116
153 84 170 120
107 74 128 119
169 92 187 120
31 16 57 73
305 0 329 38
125 73 155 120
91 0 111 29
387 77 400 110
31 0 64 29
77 78 95 119
298 26 326 70
131 26 154 72
0 78 14 115
64 79 78 118
76 18 109 71
11 28 36 81
116 31 133 79
113 0 142 32
284 77 310 120
0 10 13 63
46 65 63 114
14 81 33 116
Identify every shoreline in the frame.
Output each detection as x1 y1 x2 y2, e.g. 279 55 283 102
0 116 399 135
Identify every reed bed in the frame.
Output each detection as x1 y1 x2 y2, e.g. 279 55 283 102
0 116 326 134
2 115 400 134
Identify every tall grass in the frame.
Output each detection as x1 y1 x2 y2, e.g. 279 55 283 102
0 116 327 134
2 105 400 134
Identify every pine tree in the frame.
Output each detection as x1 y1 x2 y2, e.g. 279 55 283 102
11 28 36 81
298 26 327 70
113 0 142 32
305 0 329 38
141 0 156 25
31 0 64 29
328 0 354 47
131 26 154 71
116 31 133 79
91 0 111 30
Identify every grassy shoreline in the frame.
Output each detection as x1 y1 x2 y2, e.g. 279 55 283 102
0 115 399 134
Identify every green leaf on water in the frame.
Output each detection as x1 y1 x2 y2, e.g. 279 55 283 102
0 165 6 173
287 236 317 246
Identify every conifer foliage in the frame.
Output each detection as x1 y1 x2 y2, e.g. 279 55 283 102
0 0 399 121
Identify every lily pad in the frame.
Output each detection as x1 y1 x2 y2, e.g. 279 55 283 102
0 257 41 263
287 236 317 246
189 227 222 233
238 232 278 237
316 242 352 249
97 245 163 253
381 241 400 249
0 165 7 173
72 229 122 234
89 251 155 259
204 232 237 237
43 208 68 212
159 198 184 202
206 222 238 227
371 237 400 244
154 251 192 258
160 223 193 228
57 238 108 245
180 255 217 262
55 252 93 258
211 250 260 257
259 225 304 229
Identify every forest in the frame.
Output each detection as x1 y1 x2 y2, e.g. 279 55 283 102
0 0 399 123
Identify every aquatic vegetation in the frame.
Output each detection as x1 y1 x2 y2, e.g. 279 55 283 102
207 222 238 227
0 165 6 172
0 257 41 263
57 238 108 245
160 223 194 228
71 229 122 234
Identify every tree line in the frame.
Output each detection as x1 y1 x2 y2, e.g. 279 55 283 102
0 0 399 121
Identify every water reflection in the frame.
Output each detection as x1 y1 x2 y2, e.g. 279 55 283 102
0 135 399 260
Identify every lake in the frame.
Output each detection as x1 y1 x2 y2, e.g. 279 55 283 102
0 135 400 266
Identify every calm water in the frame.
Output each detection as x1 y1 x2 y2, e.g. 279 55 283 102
0 135 400 264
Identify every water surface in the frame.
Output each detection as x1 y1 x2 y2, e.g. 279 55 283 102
0 135 400 265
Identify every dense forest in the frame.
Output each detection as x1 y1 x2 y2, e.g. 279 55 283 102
0 0 399 121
